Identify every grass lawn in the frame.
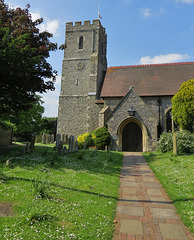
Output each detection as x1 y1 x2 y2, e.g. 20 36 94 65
0 144 123 240
143 152 194 233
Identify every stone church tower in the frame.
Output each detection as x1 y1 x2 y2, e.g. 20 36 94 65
57 20 107 138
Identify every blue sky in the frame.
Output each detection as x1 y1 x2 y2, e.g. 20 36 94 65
6 0 194 117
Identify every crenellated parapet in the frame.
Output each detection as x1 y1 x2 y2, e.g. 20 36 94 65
66 20 106 34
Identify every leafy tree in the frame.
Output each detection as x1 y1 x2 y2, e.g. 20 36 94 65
41 117 57 135
0 1 57 117
172 79 194 131
11 96 45 141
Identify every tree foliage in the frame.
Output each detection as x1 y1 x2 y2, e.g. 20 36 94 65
172 79 194 131
0 1 57 117
41 117 57 135
10 96 45 141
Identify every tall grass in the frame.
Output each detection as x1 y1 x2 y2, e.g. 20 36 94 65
0 144 123 240
144 152 194 233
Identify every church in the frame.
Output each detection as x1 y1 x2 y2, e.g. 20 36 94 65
57 19 194 152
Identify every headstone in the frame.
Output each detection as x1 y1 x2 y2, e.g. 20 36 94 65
105 146 108 151
46 134 51 144
65 135 69 144
71 136 75 152
30 135 35 150
50 134 54 143
83 141 87 150
75 140 78 152
63 145 67 153
68 136 71 151
62 134 65 144
58 141 63 155
69 136 75 152
56 134 61 149
24 141 30 154
42 134 46 144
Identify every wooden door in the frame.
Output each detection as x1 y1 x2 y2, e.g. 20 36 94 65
122 122 142 151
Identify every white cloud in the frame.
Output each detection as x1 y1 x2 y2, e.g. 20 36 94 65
175 0 194 4
8 3 20 9
31 12 41 21
39 19 60 36
140 8 151 17
55 75 61 85
30 11 60 36
139 53 190 64
41 75 61 117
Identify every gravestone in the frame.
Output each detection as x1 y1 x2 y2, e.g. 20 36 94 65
58 141 63 155
69 136 75 152
42 134 46 144
30 135 35 150
62 134 65 144
75 140 78 152
65 135 69 144
24 141 30 154
51 134 54 143
83 141 87 150
56 134 61 149
46 134 51 144
63 145 67 153
68 136 71 152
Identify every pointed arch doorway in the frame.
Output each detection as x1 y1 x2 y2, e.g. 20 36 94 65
122 122 142 152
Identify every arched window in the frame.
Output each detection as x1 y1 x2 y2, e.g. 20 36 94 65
166 109 178 132
79 36 83 49
166 110 172 132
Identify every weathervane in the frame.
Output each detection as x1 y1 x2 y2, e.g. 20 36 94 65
98 1 102 19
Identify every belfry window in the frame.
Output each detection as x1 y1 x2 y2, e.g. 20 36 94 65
79 36 83 49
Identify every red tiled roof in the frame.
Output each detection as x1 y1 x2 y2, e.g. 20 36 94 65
100 62 194 97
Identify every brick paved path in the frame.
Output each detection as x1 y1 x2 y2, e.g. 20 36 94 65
113 152 193 240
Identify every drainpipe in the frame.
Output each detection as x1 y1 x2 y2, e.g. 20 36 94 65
157 98 162 138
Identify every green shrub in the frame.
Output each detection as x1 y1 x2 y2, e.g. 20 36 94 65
157 132 173 153
176 130 194 153
77 133 89 149
93 127 110 150
77 127 110 150
85 133 95 148
157 130 194 153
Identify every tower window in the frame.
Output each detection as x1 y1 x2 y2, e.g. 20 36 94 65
79 36 83 49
